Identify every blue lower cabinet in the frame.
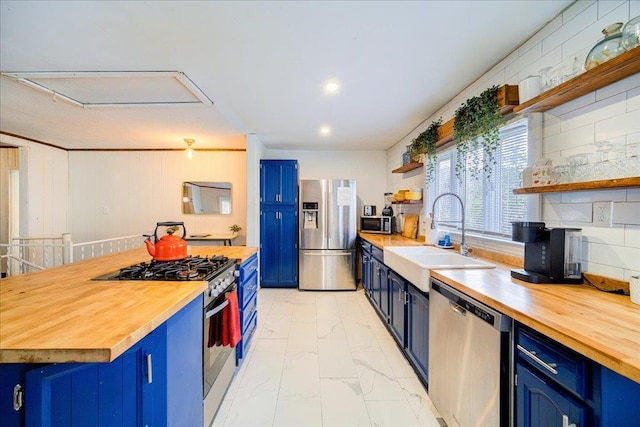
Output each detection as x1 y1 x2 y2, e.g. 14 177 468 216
388 270 406 347
370 257 388 319
2 295 202 427
237 254 259 364
406 283 429 385
516 362 586 427
25 324 166 427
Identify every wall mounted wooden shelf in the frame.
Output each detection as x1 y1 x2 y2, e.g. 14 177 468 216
513 176 640 194
392 162 423 173
514 46 640 115
435 84 520 148
391 200 423 205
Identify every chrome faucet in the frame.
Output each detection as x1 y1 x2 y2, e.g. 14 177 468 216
430 192 470 256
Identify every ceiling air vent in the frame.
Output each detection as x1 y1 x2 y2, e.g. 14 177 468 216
0 71 213 108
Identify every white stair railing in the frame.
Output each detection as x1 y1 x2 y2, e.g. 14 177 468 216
0 233 146 277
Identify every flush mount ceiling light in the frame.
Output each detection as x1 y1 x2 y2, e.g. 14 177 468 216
0 71 213 108
184 138 195 159
324 80 340 94
319 126 331 136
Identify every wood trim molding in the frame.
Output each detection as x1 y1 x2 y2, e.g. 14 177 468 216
0 131 246 152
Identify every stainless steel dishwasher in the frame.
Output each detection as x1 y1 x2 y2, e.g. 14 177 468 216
429 278 513 427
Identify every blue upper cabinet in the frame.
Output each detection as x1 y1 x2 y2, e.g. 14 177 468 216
260 160 298 206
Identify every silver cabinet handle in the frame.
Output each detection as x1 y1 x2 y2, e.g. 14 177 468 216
562 414 576 427
517 344 559 375
13 384 23 411
146 353 153 384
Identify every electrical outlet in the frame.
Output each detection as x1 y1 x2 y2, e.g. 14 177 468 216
593 201 612 227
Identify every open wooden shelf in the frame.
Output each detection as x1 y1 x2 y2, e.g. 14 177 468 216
514 46 640 115
391 200 423 205
434 84 520 148
513 176 640 194
392 162 423 173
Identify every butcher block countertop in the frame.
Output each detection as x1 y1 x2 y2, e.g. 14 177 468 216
0 246 258 364
359 233 640 384
358 232 425 248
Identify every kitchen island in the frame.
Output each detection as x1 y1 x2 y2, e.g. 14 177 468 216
0 245 257 426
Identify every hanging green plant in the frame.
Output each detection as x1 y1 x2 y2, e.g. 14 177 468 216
453 85 503 181
409 117 442 183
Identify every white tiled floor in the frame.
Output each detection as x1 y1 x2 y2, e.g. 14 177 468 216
212 288 442 427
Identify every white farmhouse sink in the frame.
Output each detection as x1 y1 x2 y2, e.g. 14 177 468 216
383 245 495 293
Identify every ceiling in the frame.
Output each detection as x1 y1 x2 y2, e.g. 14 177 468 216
0 1 572 151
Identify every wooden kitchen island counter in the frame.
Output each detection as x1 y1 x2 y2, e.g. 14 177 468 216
0 246 258 364
431 267 640 384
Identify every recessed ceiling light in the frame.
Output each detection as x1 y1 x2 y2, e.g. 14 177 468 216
319 126 331 136
324 80 340 94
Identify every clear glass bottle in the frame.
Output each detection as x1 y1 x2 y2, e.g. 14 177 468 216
622 15 640 51
585 22 624 70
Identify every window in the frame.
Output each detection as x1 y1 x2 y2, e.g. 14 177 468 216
428 118 529 239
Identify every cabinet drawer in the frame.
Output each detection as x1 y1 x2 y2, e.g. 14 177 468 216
240 293 257 334
236 311 258 361
360 240 372 253
371 246 383 262
239 255 259 282
238 272 258 309
516 327 587 399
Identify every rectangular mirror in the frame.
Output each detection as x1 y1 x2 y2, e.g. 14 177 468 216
182 182 232 214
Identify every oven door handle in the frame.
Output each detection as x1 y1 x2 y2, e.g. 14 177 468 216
205 300 230 318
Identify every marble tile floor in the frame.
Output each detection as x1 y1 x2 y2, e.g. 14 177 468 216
212 288 443 427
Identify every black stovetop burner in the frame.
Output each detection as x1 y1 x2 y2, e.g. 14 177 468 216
93 255 235 282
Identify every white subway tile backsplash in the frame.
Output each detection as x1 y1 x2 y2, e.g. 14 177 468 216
628 85 640 112
595 110 640 141
505 44 542 80
563 0 597 23
597 0 627 19
581 225 626 247
612 202 640 225
631 0 640 17
627 188 640 202
543 114 562 138
544 2 598 55
589 241 640 270
560 93 627 133
543 124 595 153
546 91 595 117
561 189 627 203
595 73 640 102
583 260 625 280
543 202 593 222
625 225 640 248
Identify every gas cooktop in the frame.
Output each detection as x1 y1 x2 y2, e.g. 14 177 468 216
92 255 236 282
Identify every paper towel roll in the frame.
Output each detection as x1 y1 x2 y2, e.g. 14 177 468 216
630 275 640 305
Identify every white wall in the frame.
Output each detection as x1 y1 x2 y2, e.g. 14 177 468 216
246 134 265 246
263 149 387 217
388 0 640 280
69 149 247 244
0 133 69 239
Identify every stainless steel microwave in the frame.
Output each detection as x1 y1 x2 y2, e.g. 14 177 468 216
360 216 393 234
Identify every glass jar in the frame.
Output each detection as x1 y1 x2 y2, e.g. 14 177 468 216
585 23 624 70
622 15 640 51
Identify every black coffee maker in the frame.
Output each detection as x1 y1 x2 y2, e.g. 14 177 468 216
511 222 583 284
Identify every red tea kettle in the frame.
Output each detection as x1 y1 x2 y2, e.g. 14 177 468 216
144 221 188 261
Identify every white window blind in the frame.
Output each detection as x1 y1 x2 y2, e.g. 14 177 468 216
429 118 528 239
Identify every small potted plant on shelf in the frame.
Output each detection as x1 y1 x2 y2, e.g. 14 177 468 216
410 117 442 183
229 224 242 235
453 85 504 181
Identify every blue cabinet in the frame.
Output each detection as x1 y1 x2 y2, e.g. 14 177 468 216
388 270 406 347
237 254 259 363
406 283 429 385
1 295 203 427
260 206 298 288
515 323 640 427
360 240 372 296
370 256 388 319
260 160 298 288
24 324 166 427
260 160 298 206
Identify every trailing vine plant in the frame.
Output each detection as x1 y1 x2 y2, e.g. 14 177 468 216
409 117 442 183
453 85 503 181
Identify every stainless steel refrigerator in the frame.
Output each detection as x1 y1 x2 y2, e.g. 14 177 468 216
299 179 357 290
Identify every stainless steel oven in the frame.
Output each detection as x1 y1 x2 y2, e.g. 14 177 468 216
203 262 238 427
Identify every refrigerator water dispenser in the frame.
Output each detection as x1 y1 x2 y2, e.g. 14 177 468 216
302 202 319 229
